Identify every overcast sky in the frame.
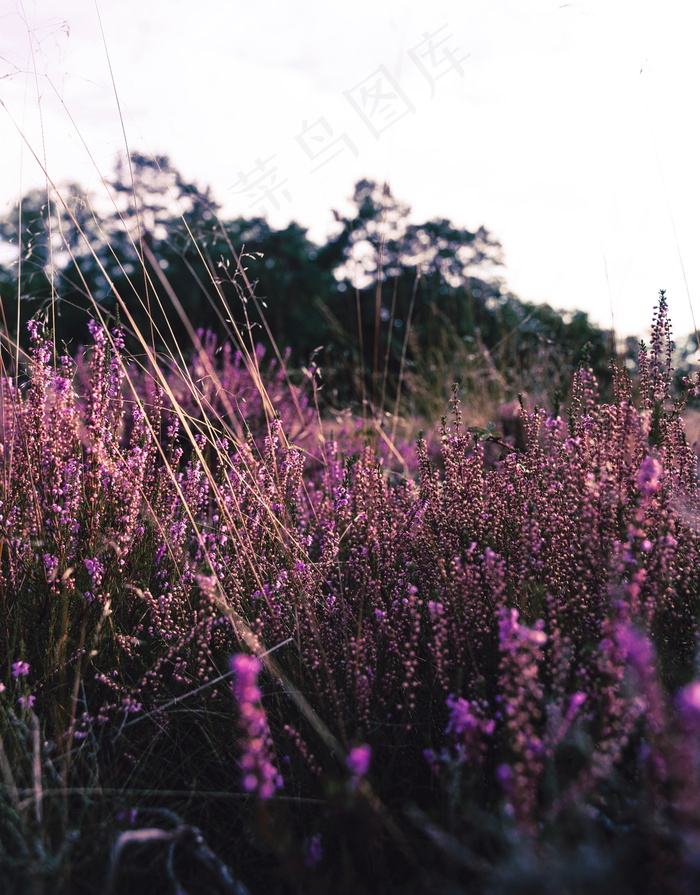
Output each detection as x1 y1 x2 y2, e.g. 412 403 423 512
1 0 699 341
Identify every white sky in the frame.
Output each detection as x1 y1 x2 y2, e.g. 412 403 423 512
1 0 699 341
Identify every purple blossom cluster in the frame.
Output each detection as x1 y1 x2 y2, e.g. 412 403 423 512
3 295 700 890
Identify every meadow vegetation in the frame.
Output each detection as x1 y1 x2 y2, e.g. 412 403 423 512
1 159 700 894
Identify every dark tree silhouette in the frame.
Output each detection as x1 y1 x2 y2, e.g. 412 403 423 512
0 159 615 412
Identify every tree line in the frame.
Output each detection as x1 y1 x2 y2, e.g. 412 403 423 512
0 153 618 414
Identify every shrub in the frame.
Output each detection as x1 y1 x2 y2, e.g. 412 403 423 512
1 291 700 894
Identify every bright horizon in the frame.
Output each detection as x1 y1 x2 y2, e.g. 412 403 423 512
1 0 699 343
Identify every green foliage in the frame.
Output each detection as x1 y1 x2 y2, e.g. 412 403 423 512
0 159 616 418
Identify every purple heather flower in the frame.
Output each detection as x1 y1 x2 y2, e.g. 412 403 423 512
637 456 662 498
27 318 41 342
496 763 513 786
498 607 520 645
12 661 30 678
617 624 654 671
304 834 323 868
232 654 262 703
676 681 700 730
231 653 283 800
84 557 104 587
87 318 107 346
428 601 444 619
446 697 481 737
544 414 564 432
565 691 588 722
445 695 496 765
18 694 35 710
43 554 59 575
498 607 547 649
346 744 371 777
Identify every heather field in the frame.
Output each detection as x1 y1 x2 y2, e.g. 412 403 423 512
1 276 700 895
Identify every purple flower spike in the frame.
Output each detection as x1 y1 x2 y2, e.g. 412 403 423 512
231 653 283 800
